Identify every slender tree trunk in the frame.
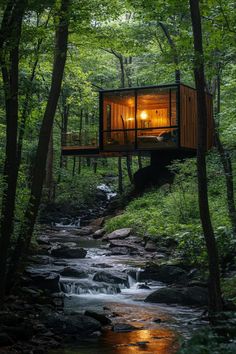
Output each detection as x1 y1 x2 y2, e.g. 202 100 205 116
118 156 123 194
72 156 76 176
189 0 222 313
159 22 180 83
45 132 54 201
126 154 133 184
138 153 142 169
7 0 70 286
0 2 25 303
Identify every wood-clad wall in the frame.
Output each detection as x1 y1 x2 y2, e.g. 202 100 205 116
180 85 213 150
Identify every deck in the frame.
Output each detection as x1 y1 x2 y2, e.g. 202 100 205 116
61 145 129 157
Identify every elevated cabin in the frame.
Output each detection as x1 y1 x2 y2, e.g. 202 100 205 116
62 83 213 156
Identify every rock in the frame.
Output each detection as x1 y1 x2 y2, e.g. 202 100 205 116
145 241 157 252
139 264 188 284
0 332 13 346
137 284 150 290
153 318 162 323
75 226 93 236
91 263 113 268
59 267 87 278
84 310 111 325
112 323 138 332
93 228 106 239
25 270 60 292
43 313 101 335
93 271 129 287
108 247 129 255
103 228 132 241
145 286 208 306
51 246 87 259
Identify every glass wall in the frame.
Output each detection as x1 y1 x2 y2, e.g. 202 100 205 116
102 86 178 151
137 87 178 149
103 90 135 151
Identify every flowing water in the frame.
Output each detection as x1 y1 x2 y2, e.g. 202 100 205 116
31 227 206 354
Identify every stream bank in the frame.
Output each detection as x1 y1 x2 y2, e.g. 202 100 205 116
0 189 210 354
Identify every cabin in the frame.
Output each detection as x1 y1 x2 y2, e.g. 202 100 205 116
62 83 213 156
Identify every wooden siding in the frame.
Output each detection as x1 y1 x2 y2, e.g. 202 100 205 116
180 84 213 149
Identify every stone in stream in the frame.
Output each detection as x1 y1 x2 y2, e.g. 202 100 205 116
43 313 101 335
84 310 111 325
51 245 87 259
103 228 132 241
145 286 208 306
139 264 188 284
93 271 129 287
59 267 87 278
75 226 93 236
108 240 144 256
25 270 60 293
112 323 138 332
93 228 106 239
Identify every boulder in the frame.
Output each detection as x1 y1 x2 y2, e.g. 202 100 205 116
145 241 157 252
59 267 87 278
25 270 60 293
93 271 129 287
108 240 143 255
108 247 129 256
139 264 188 284
103 228 132 241
112 323 138 332
75 226 93 236
145 286 208 306
51 246 87 259
93 228 106 239
84 310 111 325
43 313 101 335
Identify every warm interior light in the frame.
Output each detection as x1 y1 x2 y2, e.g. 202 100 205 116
140 111 148 120
127 117 134 121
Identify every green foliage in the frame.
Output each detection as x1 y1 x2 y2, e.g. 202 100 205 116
222 276 236 303
106 153 236 269
55 167 103 207
178 328 236 354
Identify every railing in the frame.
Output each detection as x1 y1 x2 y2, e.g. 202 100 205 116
62 130 98 147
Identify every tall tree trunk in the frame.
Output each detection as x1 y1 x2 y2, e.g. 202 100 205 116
189 0 222 313
0 1 26 303
8 0 70 286
45 132 54 201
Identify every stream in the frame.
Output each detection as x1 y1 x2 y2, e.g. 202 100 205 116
31 223 206 354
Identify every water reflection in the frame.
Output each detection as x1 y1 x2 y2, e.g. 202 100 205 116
101 328 179 354
50 328 179 354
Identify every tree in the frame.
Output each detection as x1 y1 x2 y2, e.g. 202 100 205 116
0 0 27 303
189 0 222 313
7 0 70 286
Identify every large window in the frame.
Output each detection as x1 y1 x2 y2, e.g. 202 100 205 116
102 86 178 151
103 90 135 151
